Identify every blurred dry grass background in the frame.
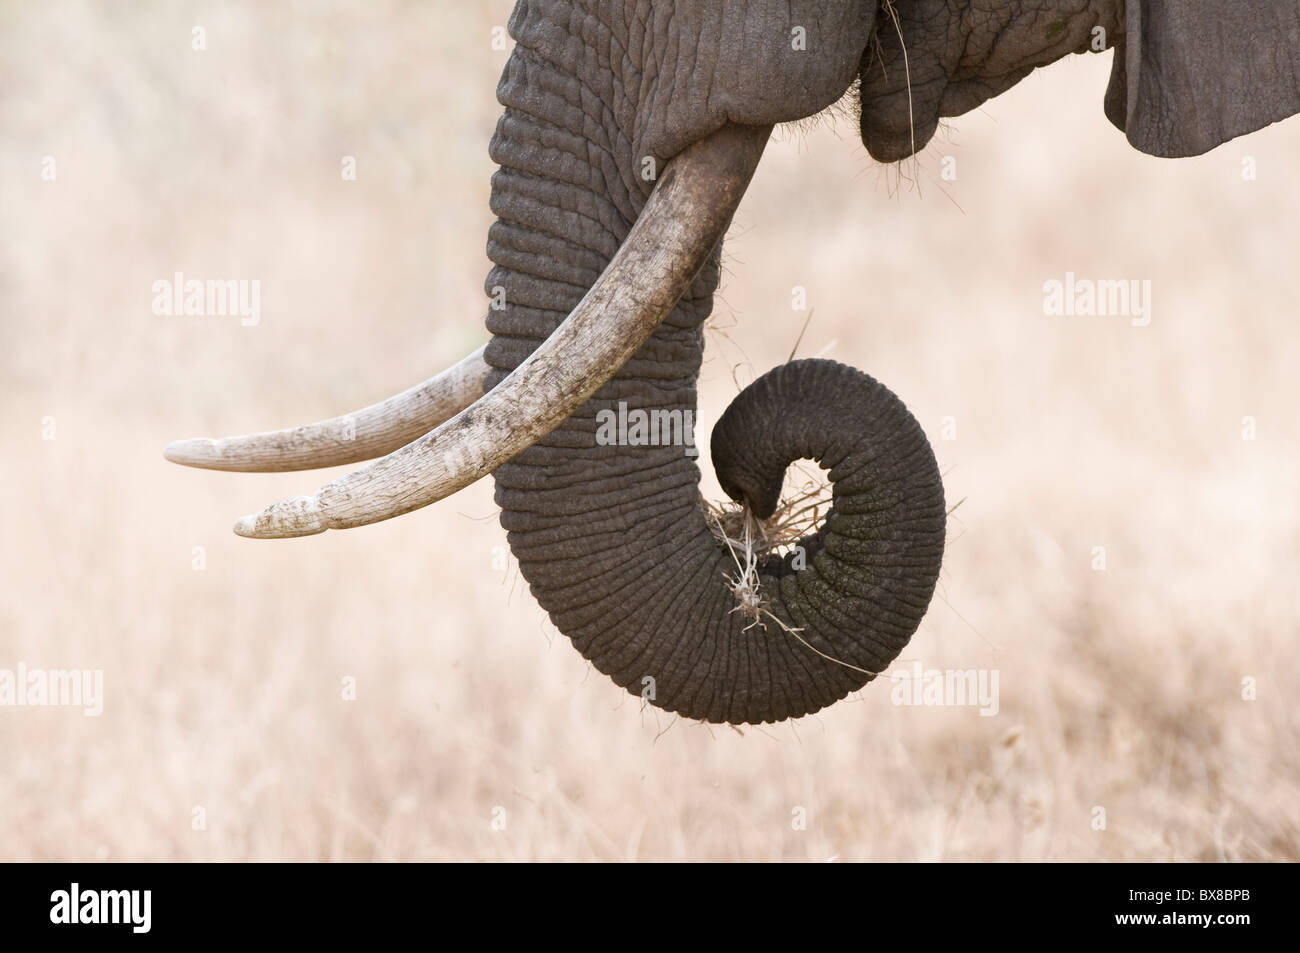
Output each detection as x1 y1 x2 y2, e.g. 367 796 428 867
2 0 1297 861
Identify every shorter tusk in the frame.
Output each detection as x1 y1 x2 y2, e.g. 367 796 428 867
233 122 773 539
164 345 489 472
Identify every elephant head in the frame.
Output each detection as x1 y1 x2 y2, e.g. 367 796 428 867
860 0 1300 160
166 1 1300 724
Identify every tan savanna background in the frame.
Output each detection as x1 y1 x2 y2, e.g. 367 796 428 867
2 0 1297 861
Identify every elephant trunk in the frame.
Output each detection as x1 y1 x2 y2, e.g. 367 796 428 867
485 43 946 723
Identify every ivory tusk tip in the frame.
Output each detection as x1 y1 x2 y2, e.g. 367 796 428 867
232 513 263 538
233 495 328 539
165 438 219 466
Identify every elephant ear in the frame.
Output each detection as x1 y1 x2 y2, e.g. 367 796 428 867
1106 0 1300 157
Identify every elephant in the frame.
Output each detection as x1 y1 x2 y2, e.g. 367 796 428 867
166 1 1300 724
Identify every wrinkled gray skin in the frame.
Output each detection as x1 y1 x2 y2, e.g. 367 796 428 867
485 0 1300 723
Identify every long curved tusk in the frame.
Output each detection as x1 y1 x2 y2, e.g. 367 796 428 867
232 122 773 539
164 346 489 472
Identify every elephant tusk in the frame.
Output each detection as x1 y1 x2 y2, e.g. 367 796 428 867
229 121 773 539
164 345 490 472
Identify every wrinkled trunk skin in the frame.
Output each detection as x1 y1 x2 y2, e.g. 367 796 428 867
484 3 945 723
